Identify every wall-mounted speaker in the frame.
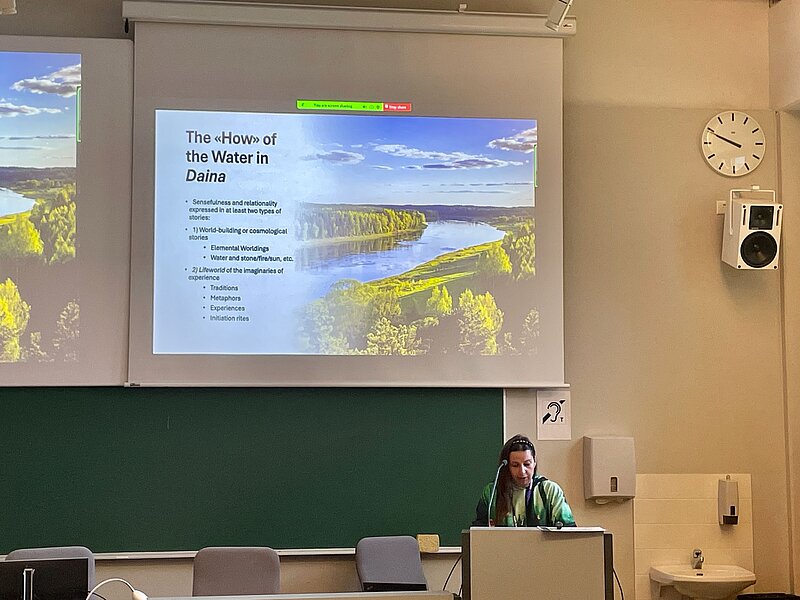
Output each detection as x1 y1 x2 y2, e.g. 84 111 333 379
722 201 782 269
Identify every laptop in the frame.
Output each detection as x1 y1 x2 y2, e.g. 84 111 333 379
361 582 428 592
0 557 89 600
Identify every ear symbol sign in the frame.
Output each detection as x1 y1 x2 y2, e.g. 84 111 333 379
546 401 562 422
541 398 566 424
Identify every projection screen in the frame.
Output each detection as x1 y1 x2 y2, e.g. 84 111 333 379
0 35 132 386
126 4 565 387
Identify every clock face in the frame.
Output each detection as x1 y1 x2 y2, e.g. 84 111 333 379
701 111 765 177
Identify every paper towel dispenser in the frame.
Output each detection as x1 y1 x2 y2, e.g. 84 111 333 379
583 436 636 503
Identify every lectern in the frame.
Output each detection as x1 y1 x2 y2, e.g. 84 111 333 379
462 527 613 600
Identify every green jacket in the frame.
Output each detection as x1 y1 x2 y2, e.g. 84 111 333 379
472 474 576 527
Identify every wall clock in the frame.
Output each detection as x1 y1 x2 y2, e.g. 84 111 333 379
701 111 765 177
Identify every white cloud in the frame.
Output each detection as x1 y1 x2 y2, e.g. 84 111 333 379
374 144 473 162
0 134 74 140
0 102 61 118
406 157 523 170
307 150 365 164
11 63 81 98
488 127 538 153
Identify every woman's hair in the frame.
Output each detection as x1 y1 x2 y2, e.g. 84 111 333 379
495 434 537 524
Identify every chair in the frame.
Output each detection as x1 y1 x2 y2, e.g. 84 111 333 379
5 546 95 588
355 536 428 592
192 546 280 596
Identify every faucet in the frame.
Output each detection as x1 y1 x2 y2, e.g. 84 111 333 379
691 548 704 569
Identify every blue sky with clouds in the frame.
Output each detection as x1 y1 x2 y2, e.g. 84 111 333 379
0 51 80 168
302 113 537 208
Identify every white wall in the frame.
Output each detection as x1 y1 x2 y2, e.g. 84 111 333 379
565 0 769 109
770 0 800 110
0 0 128 38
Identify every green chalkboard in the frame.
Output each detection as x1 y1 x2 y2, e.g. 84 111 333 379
0 387 501 552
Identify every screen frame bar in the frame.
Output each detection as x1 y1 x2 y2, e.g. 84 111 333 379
122 0 577 37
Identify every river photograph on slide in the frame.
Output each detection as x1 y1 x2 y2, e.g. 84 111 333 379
291 114 540 357
0 51 80 363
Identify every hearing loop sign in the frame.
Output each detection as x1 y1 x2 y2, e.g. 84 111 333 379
536 390 571 441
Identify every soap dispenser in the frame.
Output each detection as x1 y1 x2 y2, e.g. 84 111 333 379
718 475 739 525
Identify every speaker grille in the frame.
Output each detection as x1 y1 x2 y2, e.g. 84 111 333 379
748 205 775 230
740 231 778 268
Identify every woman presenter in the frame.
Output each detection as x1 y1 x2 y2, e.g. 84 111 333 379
473 434 576 527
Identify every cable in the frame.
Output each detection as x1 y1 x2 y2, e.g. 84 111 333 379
442 553 462 591
85 578 147 600
612 567 624 600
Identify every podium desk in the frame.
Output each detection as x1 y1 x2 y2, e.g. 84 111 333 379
155 593 453 600
462 527 613 600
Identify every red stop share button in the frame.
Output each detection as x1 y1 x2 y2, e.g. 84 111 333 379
383 102 412 112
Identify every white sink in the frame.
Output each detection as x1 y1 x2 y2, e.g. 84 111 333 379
650 564 756 600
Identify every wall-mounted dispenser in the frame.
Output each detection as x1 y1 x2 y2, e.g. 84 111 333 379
718 475 739 525
583 436 635 504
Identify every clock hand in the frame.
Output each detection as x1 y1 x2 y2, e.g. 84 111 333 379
709 131 742 149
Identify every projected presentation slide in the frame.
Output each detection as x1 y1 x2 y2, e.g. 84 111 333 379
0 52 80 364
154 109 540 356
